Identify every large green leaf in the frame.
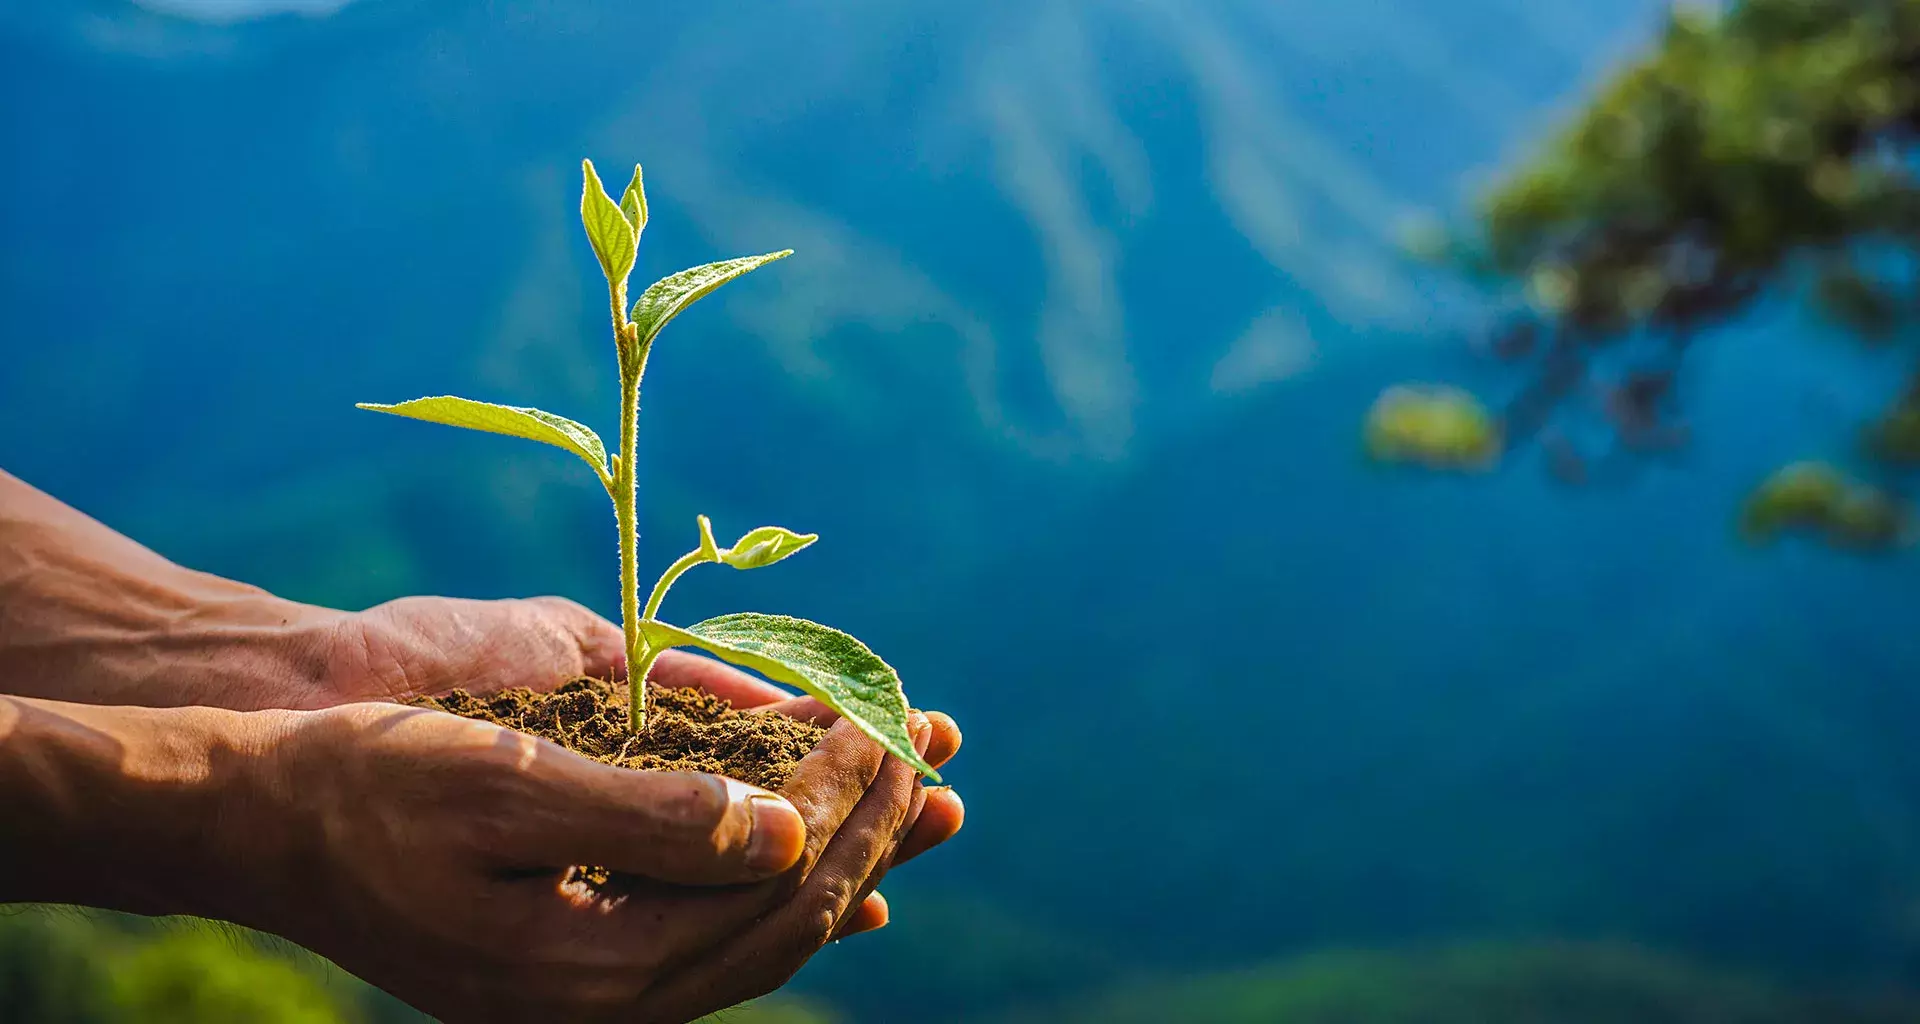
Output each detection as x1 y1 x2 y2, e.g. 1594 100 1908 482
640 613 936 779
356 396 608 476
580 159 637 286
630 251 792 349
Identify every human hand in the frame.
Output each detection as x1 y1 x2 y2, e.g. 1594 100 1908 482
0 469 624 712
253 699 935 1022
1 468 964 951
0 691 934 1024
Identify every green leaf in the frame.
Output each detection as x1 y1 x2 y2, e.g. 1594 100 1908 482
630 250 793 349
619 164 648 236
719 525 817 570
639 613 936 780
356 396 608 477
580 158 637 286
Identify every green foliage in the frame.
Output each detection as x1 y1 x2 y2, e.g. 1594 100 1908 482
0 909 113 1022
1362 384 1502 471
716 523 818 570
1740 459 1911 549
642 613 937 779
0 910 365 1024
108 930 347 1024
694 997 839 1024
1867 392 1920 461
1002 942 1920 1024
630 251 793 352
579 158 637 288
1477 0 1920 333
354 396 609 479
1430 0 1920 519
618 164 648 238
357 158 922 766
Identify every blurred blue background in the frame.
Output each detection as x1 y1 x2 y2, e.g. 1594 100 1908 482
5 1 1920 1021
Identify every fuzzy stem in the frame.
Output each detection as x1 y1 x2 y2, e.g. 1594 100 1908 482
606 279 650 734
643 549 711 623
616 367 644 732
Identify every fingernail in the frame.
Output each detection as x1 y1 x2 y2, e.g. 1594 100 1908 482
744 792 805 872
909 711 931 752
840 891 890 938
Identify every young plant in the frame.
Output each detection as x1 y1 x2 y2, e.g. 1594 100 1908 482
356 159 936 779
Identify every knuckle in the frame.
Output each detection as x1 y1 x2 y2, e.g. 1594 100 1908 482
526 594 589 617
799 905 841 951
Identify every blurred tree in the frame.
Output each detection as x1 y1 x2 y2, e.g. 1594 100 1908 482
1430 0 1920 539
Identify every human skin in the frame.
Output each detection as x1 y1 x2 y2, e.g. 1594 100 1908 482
0 469 964 1021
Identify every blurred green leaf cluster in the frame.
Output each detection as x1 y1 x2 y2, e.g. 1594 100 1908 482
1476 0 1920 340
0 907 840 1023
1740 459 1912 547
0 909 360 1023
1362 384 1502 471
1419 0 1920 521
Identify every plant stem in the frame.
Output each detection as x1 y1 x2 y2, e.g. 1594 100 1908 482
616 362 644 732
643 549 709 622
607 280 649 734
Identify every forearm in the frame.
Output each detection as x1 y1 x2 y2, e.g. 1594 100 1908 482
0 469 333 708
0 693 297 924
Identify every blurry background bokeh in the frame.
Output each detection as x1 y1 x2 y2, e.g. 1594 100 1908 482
4 0 1920 1021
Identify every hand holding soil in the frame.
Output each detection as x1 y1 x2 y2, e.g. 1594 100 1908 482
256 701 945 1022
0 468 965 1022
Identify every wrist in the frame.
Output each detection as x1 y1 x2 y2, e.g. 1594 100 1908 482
0 553 337 710
0 695 303 926
0 470 339 710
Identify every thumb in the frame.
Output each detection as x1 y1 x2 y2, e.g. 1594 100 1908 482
506 753 808 885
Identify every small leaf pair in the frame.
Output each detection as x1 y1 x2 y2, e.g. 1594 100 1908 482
697 514 815 569
581 160 645 288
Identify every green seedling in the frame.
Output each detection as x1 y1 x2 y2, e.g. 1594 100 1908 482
357 158 936 779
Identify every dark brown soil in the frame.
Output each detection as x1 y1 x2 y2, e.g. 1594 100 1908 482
410 676 824 791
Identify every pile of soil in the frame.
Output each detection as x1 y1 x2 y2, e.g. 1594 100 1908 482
410 676 824 791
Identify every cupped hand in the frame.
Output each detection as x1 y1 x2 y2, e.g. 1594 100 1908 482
254 698 932 1023
314 593 967 926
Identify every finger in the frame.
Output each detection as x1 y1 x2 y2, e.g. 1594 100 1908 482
892 786 963 867
580 716 903 975
824 725 931 938
647 649 794 707
490 735 806 885
835 891 889 939
777 716 892 878
922 711 961 769
753 704 959 764
644 734 925 1018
